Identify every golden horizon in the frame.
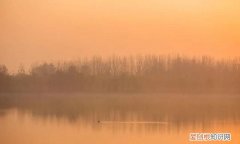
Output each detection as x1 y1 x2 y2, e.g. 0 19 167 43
1 0 240 72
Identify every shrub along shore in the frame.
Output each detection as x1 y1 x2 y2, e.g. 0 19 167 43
0 55 240 93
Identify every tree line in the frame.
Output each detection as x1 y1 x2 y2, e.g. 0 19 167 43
0 55 240 93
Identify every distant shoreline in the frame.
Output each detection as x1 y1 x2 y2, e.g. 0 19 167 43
1 55 240 93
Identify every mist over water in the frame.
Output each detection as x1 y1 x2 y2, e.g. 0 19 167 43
0 93 240 144
1 0 240 143
1 55 240 144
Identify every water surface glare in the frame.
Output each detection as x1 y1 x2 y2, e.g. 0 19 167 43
0 109 240 144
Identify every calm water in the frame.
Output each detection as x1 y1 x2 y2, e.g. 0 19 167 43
0 93 240 144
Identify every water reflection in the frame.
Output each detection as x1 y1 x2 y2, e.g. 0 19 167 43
0 109 7 117
0 109 240 144
0 93 240 144
2 94 240 124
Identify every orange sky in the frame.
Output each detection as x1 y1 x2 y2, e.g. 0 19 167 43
0 0 240 72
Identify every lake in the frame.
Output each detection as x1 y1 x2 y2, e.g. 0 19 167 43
0 93 240 144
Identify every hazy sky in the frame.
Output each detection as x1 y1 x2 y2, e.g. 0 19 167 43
0 0 240 72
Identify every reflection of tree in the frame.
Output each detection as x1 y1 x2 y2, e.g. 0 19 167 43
1 93 239 128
